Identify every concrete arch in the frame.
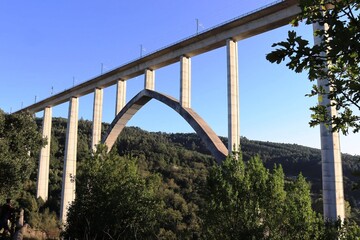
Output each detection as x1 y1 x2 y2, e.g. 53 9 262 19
102 89 227 163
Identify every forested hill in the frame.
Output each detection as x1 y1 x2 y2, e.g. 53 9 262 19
38 117 360 225
241 137 360 207
127 128 360 208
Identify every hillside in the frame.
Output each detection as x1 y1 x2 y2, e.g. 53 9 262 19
37 118 360 226
137 129 360 210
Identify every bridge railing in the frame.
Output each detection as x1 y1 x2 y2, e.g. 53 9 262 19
30 0 287 109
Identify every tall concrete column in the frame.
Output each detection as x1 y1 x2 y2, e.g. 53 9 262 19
313 22 345 221
144 69 155 90
226 39 240 153
180 56 191 108
91 88 103 152
116 79 126 116
60 97 79 224
36 106 52 201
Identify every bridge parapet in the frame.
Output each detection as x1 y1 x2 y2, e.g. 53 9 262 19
15 0 300 114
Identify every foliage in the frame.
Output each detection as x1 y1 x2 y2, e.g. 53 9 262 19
0 110 44 201
115 127 215 238
2 115 357 238
42 119 360 232
240 137 360 208
16 191 60 237
63 144 163 239
202 152 324 239
0 110 59 238
320 218 360 240
266 0 360 135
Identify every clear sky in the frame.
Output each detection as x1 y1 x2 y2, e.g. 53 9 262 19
0 0 359 155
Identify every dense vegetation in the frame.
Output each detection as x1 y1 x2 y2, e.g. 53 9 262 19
0 110 44 201
1 113 360 239
63 145 164 239
46 118 360 238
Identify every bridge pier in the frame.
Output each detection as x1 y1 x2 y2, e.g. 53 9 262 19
226 39 240 153
144 69 155 90
91 88 103 152
116 79 126 115
60 97 79 224
180 56 191 108
313 22 345 221
36 106 52 201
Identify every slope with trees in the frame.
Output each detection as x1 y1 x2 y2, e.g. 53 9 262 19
203 152 360 239
43 118 360 226
1 114 359 238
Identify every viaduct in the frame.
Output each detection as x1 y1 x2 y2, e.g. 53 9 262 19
17 0 345 224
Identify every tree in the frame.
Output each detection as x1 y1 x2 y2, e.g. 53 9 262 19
202 152 322 239
63 144 164 239
202 152 360 239
0 110 44 200
266 0 360 135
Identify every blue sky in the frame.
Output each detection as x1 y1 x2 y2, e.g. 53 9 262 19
1 0 359 155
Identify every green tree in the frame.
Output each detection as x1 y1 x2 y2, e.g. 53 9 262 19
0 110 44 200
202 152 325 239
284 173 322 239
266 0 360 135
63 144 163 239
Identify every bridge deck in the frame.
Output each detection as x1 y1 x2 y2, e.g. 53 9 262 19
19 0 300 113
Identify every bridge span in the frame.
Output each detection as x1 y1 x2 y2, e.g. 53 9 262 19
15 0 344 224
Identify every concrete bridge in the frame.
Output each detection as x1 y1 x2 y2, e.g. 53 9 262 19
17 0 345 224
